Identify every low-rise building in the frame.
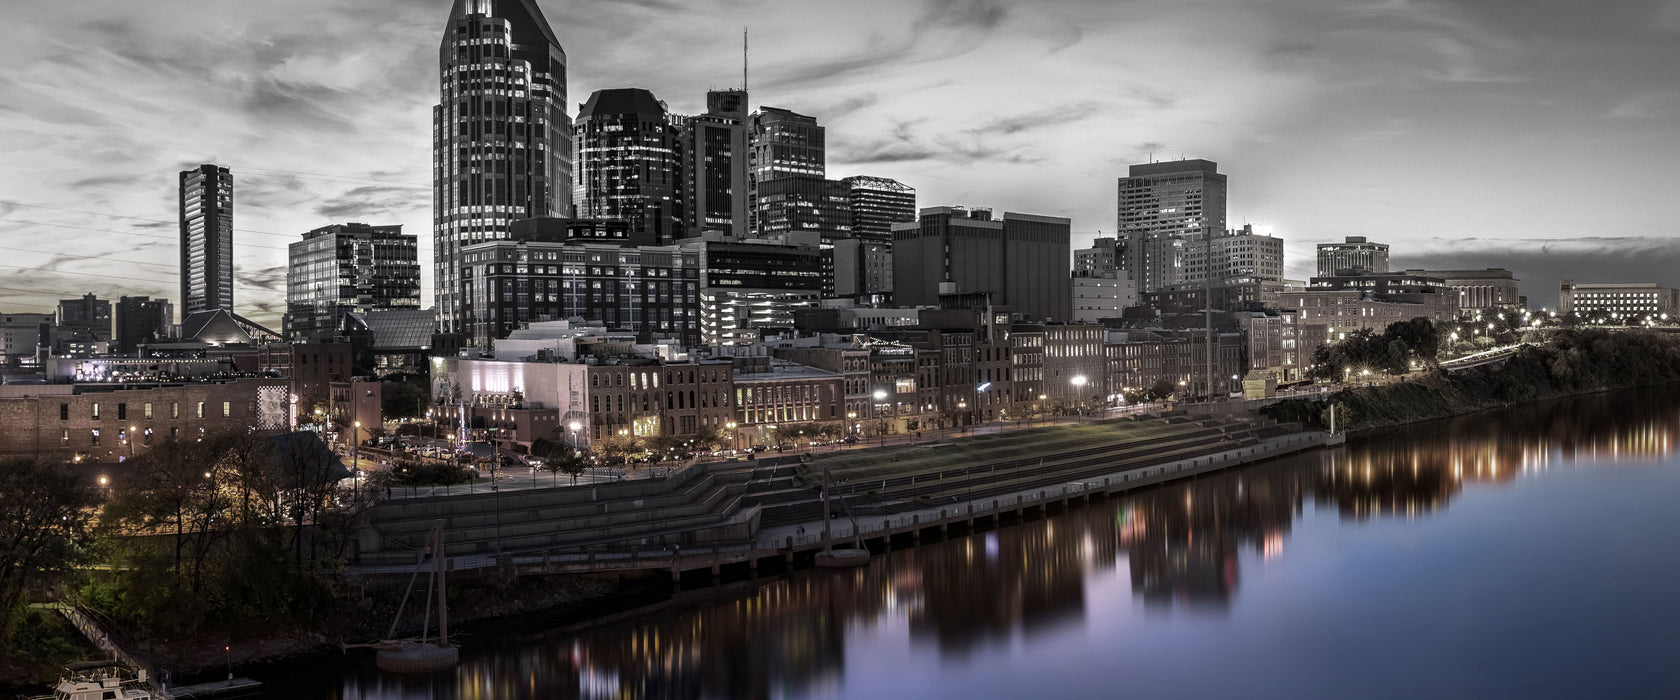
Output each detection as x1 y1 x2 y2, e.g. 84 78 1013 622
1558 281 1679 321
0 377 291 461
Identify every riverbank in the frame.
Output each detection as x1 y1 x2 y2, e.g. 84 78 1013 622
1263 328 1680 434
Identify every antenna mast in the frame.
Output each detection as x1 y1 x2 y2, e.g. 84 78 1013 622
743 27 749 92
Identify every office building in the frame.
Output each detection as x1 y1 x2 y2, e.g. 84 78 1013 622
684 89 750 237
1317 236 1389 277
843 176 916 244
179 164 233 316
1558 281 1680 321
114 297 174 354
1116 160 1227 294
573 88 685 246
748 107 823 234
831 239 895 300
893 206 1073 323
753 175 851 243
1403 268 1522 311
1 313 51 367
56 294 112 346
461 234 702 347
684 239 826 345
434 0 572 335
1072 237 1135 322
284 223 420 341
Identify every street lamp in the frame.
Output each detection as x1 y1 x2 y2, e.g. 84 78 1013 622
352 420 361 470
725 421 738 452
568 421 582 450
1070 376 1087 419
872 389 889 446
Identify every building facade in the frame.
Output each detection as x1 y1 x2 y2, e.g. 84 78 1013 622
684 89 750 237
114 297 174 354
1117 160 1228 295
1558 281 1680 321
752 175 851 244
892 207 1072 323
56 294 112 349
686 239 825 345
573 88 685 246
433 0 572 335
284 223 421 341
461 237 702 347
0 377 290 461
843 176 916 245
748 107 824 234
179 164 233 316
1316 236 1389 277
1403 268 1522 311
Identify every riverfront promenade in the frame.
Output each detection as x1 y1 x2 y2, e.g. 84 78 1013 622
346 410 1331 581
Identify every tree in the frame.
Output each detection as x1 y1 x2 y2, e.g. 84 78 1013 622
542 450 590 484
1147 379 1176 401
382 379 430 420
0 459 101 644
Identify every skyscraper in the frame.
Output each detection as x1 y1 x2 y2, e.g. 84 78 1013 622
179 164 233 316
55 294 112 345
748 107 824 234
1116 159 1227 295
573 88 684 246
284 223 421 341
753 175 851 243
842 176 916 244
684 89 749 237
434 0 572 335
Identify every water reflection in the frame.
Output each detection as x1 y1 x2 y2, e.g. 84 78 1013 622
310 388 1680 699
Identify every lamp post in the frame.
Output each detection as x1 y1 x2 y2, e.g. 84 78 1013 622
725 421 738 453
1070 376 1087 421
872 389 889 446
352 420 361 471
568 420 582 450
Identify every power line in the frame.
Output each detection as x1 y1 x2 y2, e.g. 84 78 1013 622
0 262 177 285
0 217 292 251
0 199 298 239
234 166 430 190
0 244 179 274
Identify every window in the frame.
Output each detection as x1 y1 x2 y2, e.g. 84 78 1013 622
197 402 205 419
171 402 179 419
60 429 68 443
117 403 127 420
92 403 100 420
90 429 100 446
60 404 68 421
144 403 153 419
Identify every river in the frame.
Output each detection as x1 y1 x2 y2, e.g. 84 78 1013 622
262 388 1680 699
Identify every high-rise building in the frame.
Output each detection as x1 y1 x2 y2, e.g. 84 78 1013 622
1116 159 1227 295
843 176 916 244
753 175 851 243
114 296 173 354
284 223 421 341
179 164 233 316
893 206 1073 322
573 88 684 246
684 89 750 237
56 294 112 345
748 107 823 234
1187 225 1285 284
434 0 572 335
1316 236 1389 277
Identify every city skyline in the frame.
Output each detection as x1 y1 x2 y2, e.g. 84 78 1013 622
2 0 1679 327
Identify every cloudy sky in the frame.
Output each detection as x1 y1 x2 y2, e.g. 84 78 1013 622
3 0 1678 328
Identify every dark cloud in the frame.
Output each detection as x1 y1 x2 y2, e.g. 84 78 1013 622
1396 237 1680 308
314 185 423 221
970 101 1102 136
913 0 1011 33
236 266 288 294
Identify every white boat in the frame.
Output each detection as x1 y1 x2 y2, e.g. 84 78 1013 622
32 661 153 700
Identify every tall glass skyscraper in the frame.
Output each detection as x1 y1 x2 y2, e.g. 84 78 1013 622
434 0 571 336
573 88 684 246
178 164 233 316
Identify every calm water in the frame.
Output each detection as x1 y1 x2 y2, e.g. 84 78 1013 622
270 388 1680 699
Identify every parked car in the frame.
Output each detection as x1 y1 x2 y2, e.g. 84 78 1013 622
748 444 768 453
